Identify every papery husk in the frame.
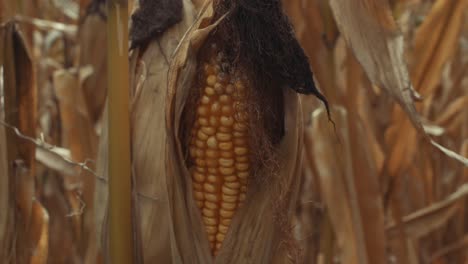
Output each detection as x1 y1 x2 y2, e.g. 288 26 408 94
164 1 304 263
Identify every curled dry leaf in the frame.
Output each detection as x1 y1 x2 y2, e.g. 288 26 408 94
328 0 468 166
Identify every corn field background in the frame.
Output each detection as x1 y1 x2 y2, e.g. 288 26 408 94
0 0 467 263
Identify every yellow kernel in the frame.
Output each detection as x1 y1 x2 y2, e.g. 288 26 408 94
236 156 248 162
220 116 234 126
208 167 217 174
221 219 231 226
219 95 232 104
198 117 209 126
195 167 205 173
209 116 218 126
205 201 218 210
207 137 218 149
201 95 210 104
207 75 217 86
220 151 234 158
221 202 237 211
219 158 234 167
207 175 219 183
225 181 241 189
201 126 216 135
216 233 225 242
206 159 218 167
192 172 205 183
219 224 229 234
222 185 239 196
204 217 218 226
236 163 249 171
204 64 215 75
197 130 209 141
221 105 233 115
197 106 209 116
216 132 231 141
234 147 248 155
205 87 215 96
195 159 206 167
206 150 219 158
205 193 219 202
219 142 233 151
206 225 217 235
220 167 235 175
218 126 232 133
195 139 205 148
203 183 216 193
222 193 237 203
220 209 234 218
208 235 216 242
196 201 203 208
203 208 217 218
224 175 237 182
195 149 204 158
211 102 221 113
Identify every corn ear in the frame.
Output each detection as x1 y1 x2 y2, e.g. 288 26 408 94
95 1 305 262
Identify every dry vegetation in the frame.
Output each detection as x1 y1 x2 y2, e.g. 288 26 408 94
0 0 467 263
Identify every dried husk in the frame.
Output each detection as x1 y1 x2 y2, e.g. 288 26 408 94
95 0 305 263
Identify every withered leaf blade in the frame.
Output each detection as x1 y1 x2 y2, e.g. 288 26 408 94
327 0 468 166
306 107 386 264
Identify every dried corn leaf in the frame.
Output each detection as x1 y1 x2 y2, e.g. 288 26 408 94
387 183 468 239
29 201 50 264
328 0 468 166
79 4 107 124
0 21 40 263
53 68 98 259
306 106 386 264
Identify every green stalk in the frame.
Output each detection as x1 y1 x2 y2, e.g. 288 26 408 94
107 1 133 263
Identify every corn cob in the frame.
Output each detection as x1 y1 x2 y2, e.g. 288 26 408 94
188 50 250 255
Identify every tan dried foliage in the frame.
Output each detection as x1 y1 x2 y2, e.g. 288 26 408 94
285 0 468 263
1 0 467 263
